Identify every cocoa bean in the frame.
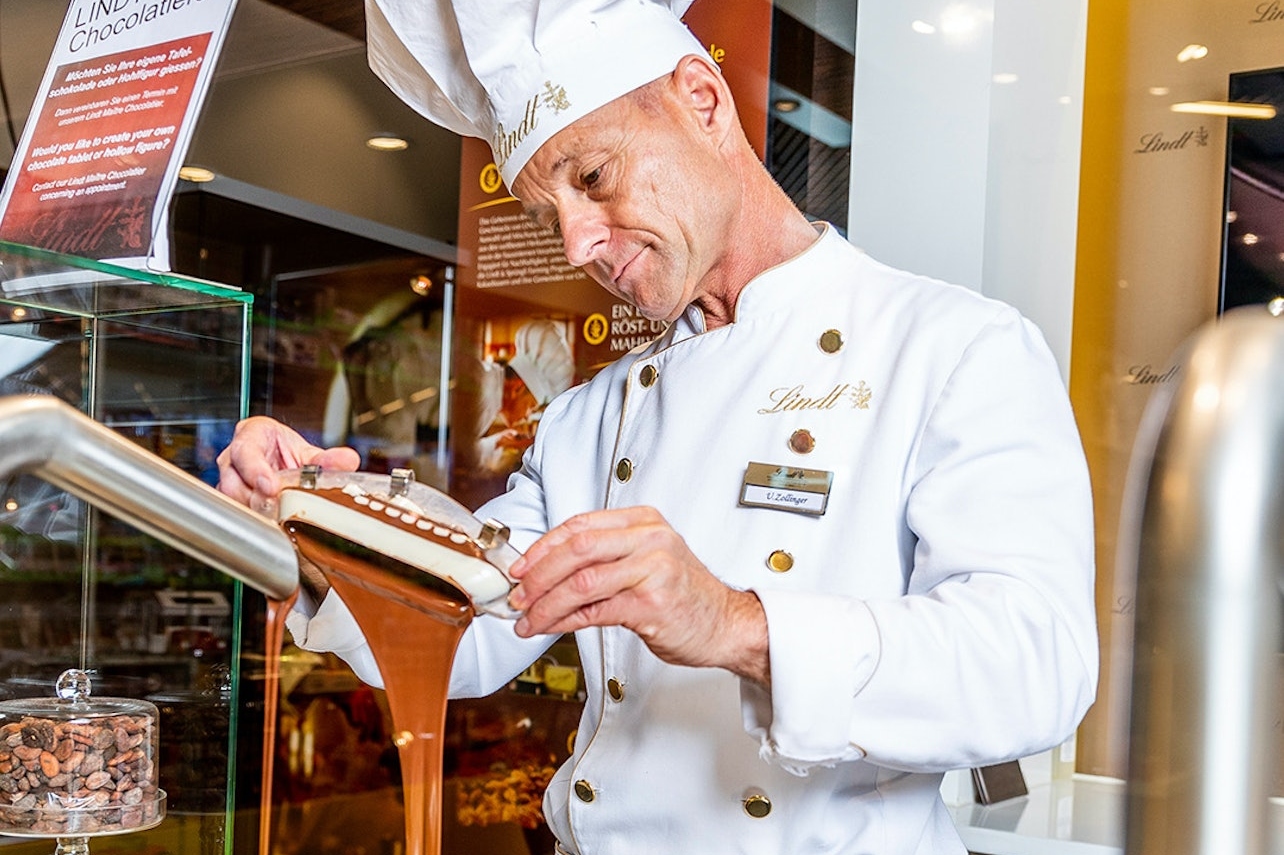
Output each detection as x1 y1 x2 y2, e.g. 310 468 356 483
20 721 53 750
85 770 113 790
61 750 85 774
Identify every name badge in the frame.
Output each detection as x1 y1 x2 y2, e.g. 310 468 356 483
739 462 833 516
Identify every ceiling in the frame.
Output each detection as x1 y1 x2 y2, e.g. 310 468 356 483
0 0 369 123
260 0 366 43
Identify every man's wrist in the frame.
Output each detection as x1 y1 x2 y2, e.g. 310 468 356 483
724 589 771 688
297 553 332 605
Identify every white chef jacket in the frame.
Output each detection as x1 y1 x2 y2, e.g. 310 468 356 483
288 225 1098 854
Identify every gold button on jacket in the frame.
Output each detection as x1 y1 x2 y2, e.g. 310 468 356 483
788 429 816 454
743 794 772 818
767 550 794 573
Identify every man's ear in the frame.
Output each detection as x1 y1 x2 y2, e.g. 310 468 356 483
671 54 736 140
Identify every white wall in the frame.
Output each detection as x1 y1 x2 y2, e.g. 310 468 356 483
847 0 1088 381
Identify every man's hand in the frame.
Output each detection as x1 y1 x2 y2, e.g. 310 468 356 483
215 416 360 508
508 506 770 686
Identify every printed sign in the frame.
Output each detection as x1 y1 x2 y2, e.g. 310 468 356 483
0 0 237 267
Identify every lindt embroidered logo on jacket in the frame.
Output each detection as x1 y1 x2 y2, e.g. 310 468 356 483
757 381 872 414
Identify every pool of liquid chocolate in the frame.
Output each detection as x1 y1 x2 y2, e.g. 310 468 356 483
276 519 474 855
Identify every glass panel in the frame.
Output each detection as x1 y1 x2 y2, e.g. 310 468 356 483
768 1 856 231
0 241 249 854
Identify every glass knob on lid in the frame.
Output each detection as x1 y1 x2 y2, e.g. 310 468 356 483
54 669 91 703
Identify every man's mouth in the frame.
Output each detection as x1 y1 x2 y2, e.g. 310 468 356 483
612 248 644 288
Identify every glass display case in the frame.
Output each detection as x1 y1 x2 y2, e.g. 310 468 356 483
0 241 251 854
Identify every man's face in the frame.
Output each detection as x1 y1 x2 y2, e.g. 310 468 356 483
511 80 736 323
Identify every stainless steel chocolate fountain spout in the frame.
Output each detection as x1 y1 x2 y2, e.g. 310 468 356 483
1121 302 1284 855
0 394 298 599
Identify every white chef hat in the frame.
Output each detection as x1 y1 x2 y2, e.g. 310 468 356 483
365 0 705 187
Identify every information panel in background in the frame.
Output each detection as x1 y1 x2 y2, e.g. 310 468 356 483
0 0 237 267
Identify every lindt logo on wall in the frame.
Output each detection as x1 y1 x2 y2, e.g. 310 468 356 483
1133 126 1209 154
1251 2 1284 22
1125 364 1179 385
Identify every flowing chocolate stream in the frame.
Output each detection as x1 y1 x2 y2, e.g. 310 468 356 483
282 519 474 855
260 591 296 855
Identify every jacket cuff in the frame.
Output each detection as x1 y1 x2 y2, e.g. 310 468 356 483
285 590 385 687
741 588 879 774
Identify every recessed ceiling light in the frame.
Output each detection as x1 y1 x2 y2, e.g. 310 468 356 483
772 98 801 114
178 166 216 183
992 73 1018 85
939 5 982 40
911 20 936 34
367 134 409 151
1149 87 1170 96
1176 44 1209 62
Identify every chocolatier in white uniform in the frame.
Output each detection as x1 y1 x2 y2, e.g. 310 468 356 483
246 1 1100 852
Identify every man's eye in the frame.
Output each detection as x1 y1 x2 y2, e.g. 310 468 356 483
582 168 602 187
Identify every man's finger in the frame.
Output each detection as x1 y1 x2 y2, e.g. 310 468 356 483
510 521 653 609
215 464 253 504
515 563 641 637
511 506 660 576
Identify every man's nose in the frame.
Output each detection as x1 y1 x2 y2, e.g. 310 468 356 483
558 204 609 268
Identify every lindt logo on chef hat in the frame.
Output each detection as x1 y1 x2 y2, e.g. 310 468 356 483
365 0 705 186
491 81 571 176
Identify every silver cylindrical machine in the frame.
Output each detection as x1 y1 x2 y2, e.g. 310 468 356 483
0 394 297 600
1123 303 1284 855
